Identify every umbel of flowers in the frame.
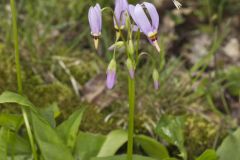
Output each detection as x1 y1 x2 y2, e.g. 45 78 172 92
88 0 181 159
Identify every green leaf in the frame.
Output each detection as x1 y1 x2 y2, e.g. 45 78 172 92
156 115 186 159
97 130 128 157
74 130 127 159
0 128 8 160
74 132 106 160
7 155 32 160
56 107 85 149
217 128 240 160
134 135 169 159
31 112 74 160
0 91 38 113
91 154 157 160
0 114 23 131
196 149 218 160
7 131 31 155
39 103 60 128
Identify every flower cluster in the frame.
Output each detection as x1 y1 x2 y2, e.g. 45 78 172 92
88 0 171 90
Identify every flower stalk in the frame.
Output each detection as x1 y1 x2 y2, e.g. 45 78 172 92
127 75 135 160
10 0 38 159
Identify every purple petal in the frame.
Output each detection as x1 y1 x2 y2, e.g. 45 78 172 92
154 80 159 90
143 2 159 31
106 70 116 89
134 4 152 36
128 5 140 32
95 4 102 30
128 5 136 21
114 0 128 28
88 4 102 35
129 69 135 79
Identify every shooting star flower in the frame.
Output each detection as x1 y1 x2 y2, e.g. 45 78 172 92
106 59 117 89
126 58 135 79
88 3 102 49
128 2 160 52
114 0 128 30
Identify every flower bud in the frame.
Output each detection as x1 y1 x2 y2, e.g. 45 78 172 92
152 69 159 90
125 14 131 32
126 58 134 79
106 59 117 89
127 40 134 55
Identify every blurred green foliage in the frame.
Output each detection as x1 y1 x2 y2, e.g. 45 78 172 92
0 0 240 159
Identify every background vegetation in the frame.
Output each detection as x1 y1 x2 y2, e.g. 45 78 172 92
0 0 240 159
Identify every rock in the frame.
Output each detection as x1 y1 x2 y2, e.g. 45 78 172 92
223 38 240 60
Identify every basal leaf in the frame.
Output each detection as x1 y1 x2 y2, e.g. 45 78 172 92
0 128 8 160
0 91 38 113
74 132 106 160
217 128 240 160
156 115 187 159
97 130 128 157
7 131 31 155
0 114 23 131
196 149 218 160
91 154 157 160
31 112 74 160
56 107 85 149
135 135 169 159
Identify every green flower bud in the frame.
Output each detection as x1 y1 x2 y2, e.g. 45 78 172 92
152 69 159 90
126 58 134 79
127 40 134 55
108 58 117 71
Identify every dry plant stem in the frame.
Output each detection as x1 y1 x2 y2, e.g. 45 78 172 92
10 0 38 159
127 76 135 160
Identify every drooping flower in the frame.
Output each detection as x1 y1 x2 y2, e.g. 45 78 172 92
106 59 117 89
128 2 160 52
114 0 128 30
152 69 159 90
88 3 102 49
172 0 182 10
126 58 135 79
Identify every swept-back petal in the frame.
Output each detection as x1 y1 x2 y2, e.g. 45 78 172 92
143 2 159 31
95 4 102 30
88 4 102 35
134 4 152 35
88 7 99 34
114 0 128 28
128 5 141 32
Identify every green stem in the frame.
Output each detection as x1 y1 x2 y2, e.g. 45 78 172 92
127 76 135 160
10 0 38 160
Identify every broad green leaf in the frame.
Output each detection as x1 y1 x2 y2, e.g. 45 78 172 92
135 135 169 159
196 149 218 160
7 131 31 155
0 114 23 131
74 132 106 160
156 115 185 147
0 91 38 113
7 155 32 160
217 128 240 160
31 112 74 160
97 130 128 157
56 107 85 149
0 128 8 160
40 103 60 128
91 154 157 160
156 115 187 159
